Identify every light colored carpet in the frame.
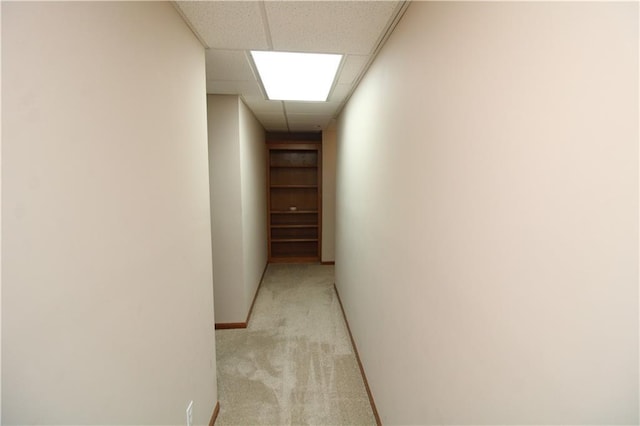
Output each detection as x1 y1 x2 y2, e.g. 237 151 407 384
215 264 376 425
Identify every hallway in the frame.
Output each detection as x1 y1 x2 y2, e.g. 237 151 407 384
215 264 376 425
3 2 637 424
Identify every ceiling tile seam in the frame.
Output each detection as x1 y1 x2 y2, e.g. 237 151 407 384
239 95 271 129
244 50 270 101
334 0 411 119
326 54 348 104
369 1 412 61
282 102 291 132
205 47 259 53
170 2 210 49
258 1 274 50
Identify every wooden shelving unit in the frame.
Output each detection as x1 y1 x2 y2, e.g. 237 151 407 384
267 142 321 262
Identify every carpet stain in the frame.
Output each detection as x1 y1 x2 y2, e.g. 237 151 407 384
215 264 376 425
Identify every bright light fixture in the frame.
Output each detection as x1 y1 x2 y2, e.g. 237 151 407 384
251 51 342 102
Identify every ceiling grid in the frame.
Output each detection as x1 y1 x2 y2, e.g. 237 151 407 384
174 1 408 131
258 2 274 51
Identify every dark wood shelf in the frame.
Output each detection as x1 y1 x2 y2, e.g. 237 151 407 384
269 165 318 168
271 210 318 214
272 238 318 243
271 225 318 229
270 185 318 188
267 141 321 262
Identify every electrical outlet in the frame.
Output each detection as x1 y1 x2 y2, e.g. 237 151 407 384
186 401 193 426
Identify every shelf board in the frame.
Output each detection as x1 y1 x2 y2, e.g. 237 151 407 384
272 238 319 243
271 210 318 214
269 165 318 168
271 225 318 229
270 184 318 188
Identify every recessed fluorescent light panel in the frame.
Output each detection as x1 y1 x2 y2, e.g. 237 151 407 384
251 51 342 102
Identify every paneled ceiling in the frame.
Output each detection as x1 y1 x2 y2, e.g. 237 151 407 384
174 1 409 132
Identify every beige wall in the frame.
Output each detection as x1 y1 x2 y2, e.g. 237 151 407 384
2 2 217 424
208 95 245 323
208 95 267 324
322 125 337 262
336 2 638 424
1 3 4 419
239 100 268 313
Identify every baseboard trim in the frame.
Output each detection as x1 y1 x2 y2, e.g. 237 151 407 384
209 401 220 426
214 322 246 330
321 261 335 265
246 262 269 325
333 283 382 426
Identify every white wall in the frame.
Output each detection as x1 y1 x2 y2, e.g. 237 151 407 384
239 100 267 313
336 2 638 424
208 95 267 324
2 2 217 425
322 125 337 262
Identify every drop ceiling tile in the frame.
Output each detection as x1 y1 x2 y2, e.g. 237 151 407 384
242 96 284 114
261 119 286 125
255 111 286 122
257 110 288 130
175 1 269 49
262 122 289 131
336 55 370 86
288 122 327 132
284 101 340 116
206 80 262 96
205 50 255 81
287 113 333 125
329 84 352 103
260 121 287 129
265 1 400 54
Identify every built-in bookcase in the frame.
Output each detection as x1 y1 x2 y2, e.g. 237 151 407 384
267 141 321 262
